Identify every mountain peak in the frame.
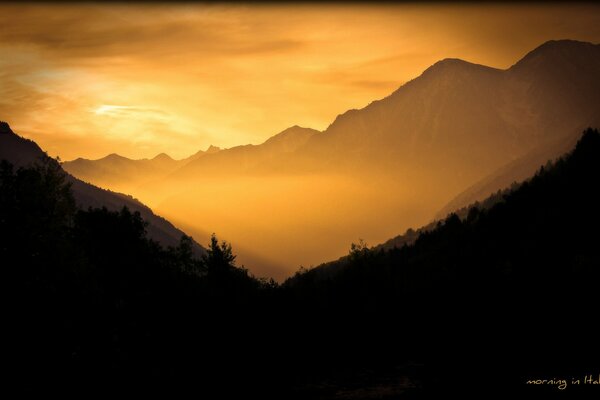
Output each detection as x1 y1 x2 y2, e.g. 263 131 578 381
102 153 128 162
434 57 472 66
265 125 319 141
532 39 595 52
510 39 599 71
261 125 320 152
206 145 220 154
153 152 173 161
0 121 14 134
423 57 500 76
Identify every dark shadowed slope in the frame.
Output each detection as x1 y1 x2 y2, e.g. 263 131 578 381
0 121 205 256
283 128 600 396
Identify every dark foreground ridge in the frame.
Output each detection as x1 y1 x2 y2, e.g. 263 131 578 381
3 128 600 397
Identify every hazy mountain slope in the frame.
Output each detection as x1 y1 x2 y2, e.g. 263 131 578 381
292 182 514 284
286 127 600 287
435 133 580 219
0 122 205 256
287 124 600 284
63 125 316 190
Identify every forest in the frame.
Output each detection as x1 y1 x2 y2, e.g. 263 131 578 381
3 128 600 397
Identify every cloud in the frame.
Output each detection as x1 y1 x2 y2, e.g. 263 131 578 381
0 4 305 64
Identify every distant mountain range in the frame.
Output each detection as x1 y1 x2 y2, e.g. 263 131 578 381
0 121 205 257
168 125 319 178
63 144 220 194
18 40 600 278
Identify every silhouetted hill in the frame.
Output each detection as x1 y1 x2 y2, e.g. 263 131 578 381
284 128 600 395
0 122 205 256
2 152 267 396
0 122 46 166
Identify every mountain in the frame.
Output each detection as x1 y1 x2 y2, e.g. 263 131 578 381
0 121 205 256
171 125 320 177
152 40 599 190
62 40 600 279
297 40 600 184
283 128 600 396
261 125 319 153
62 144 221 194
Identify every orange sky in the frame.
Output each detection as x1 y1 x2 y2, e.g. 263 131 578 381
2 3 600 160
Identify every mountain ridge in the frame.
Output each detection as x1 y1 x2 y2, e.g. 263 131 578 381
47 39 600 277
64 40 600 185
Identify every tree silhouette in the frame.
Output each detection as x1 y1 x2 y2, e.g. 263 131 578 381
203 233 236 276
349 238 369 260
175 234 205 276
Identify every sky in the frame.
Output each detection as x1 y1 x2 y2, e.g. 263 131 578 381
2 3 600 160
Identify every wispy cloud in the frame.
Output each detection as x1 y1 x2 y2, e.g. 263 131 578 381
93 105 168 118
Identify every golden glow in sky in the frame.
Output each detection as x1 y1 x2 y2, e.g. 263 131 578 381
1 3 600 160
